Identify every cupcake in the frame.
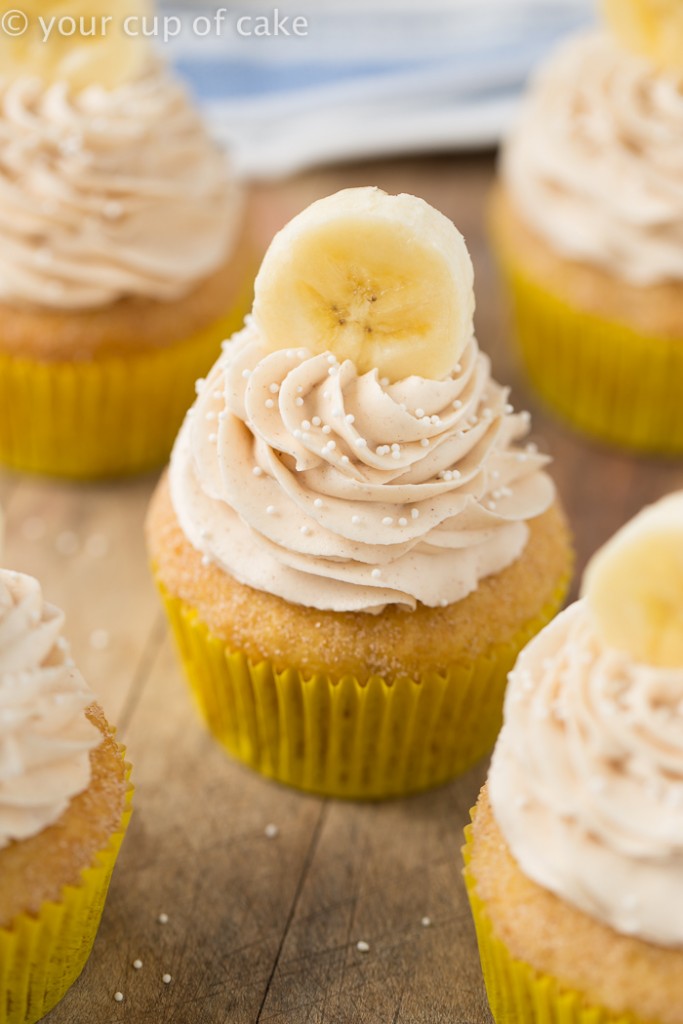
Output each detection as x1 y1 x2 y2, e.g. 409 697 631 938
147 186 573 800
490 3 683 454
0 8 250 479
0 569 132 1023
464 491 683 1024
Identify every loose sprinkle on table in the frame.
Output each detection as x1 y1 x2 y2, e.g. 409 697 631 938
133 959 143 970
114 992 124 1003
162 974 172 985
158 913 169 925
265 823 279 839
356 940 370 953
421 916 432 928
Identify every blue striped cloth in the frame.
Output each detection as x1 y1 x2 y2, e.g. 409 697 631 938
163 1 596 179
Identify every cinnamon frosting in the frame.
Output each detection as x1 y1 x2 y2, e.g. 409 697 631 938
489 601 683 947
169 322 554 613
503 31 683 285
0 62 240 311
0 571 99 849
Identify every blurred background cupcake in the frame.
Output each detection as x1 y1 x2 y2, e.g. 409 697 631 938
490 0 683 455
0 0 251 480
147 187 573 800
464 491 683 1024
0 568 132 1024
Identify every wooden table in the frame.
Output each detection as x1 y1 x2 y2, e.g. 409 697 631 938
2 155 682 1024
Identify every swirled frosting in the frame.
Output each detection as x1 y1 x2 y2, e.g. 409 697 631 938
0 571 99 849
169 322 555 613
0 62 240 310
503 31 683 285
489 601 683 947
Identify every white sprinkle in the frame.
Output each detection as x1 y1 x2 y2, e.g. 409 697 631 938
421 917 432 928
391 451 401 460
376 445 390 456
356 940 370 953
371 569 382 579
328 366 339 376
482 408 493 420
454 363 462 373
332 407 343 418
133 960 143 970
323 391 330 400
312 416 322 427
89 629 109 651
269 383 279 394
195 378 206 393
286 350 295 358
415 408 425 418
208 433 218 444
516 453 528 462
440 599 448 608
322 424 332 435
201 555 211 567
266 506 276 516
21 516 46 541
103 200 124 221
324 440 337 451
382 517 393 526
213 390 223 400
351 515 361 525
162 974 172 985
327 354 337 365
341 455 350 465
380 377 389 387
526 442 538 453
314 498 324 509
391 443 400 451
487 501 497 510
453 400 463 409
253 467 263 477
295 397 304 407
345 413 355 424
398 517 408 527
114 992 124 1003
354 438 367 448
301 420 311 431
293 430 303 440
206 411 217 422
411 508 420 519
504 403 514 414
300 525 312 536
430 415 440 425
265 399 275 409
420 438 430 448
297 349 307 359
158 913 169 924
265 823 279 839
56 531 79 556
296 385 303 393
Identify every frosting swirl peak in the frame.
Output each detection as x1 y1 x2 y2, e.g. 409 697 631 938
0 62 240 310
0 571 99 849
489 601 683 947
170 323 554 612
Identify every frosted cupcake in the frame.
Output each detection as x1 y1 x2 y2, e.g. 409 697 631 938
0 569 132 1023
0 11 249 478
147 187 572 799
491 5 683 454
465 491 683 1024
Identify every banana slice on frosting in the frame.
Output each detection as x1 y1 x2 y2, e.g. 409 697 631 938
0 0 153 90
582 492 683 668
602 0 683 73
252 187 475 383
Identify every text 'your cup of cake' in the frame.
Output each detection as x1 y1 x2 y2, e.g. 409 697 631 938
465 491 683 1024
147 187 573 800
0 0 252 479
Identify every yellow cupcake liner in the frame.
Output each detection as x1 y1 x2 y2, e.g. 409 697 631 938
0 299 249 480
463 823 638 1024
156 575 569 799
0 762 132 1024
496 254 683 455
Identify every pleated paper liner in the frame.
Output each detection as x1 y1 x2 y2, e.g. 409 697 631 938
0 763 133 1024
0 301 248 480
157 575 569 800
462 824 638 1024
497 256 683 456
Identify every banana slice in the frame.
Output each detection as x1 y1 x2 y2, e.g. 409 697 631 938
602 0 683 73
252 187 475 382
0 0 153 90
582 492 683 667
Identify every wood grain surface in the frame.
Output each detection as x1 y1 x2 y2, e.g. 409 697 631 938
2 154 682 1024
